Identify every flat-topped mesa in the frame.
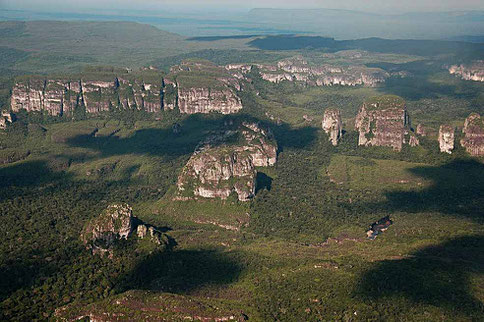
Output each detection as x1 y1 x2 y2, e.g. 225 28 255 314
448 60 484 82
11 72 164 116
355 95 409 151
169 60 243 115
439 125 455 154
176 122 277 201
257 56 389 87
460 113 484 156
322 108 343 146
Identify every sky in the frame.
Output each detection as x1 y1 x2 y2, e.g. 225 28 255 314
2 0 484 14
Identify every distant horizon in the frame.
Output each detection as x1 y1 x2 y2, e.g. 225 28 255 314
2 0 484 15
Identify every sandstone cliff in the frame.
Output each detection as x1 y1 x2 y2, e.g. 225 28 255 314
322 108 343 146
176 122 277 201
355 96 409 151
169 61 243 115
448 61 484 82
257 56 389 87
439 125 455 154
10 62 244 116
460 113 484 156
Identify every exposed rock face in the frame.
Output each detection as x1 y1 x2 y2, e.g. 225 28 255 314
81 204 134 251
81 204 168 253
10 61 244 116
449 61 484 82
170 61 243 115
257 56 389 87
176 122 277 201
0 111 14 130
439 125 455 154
11 76 163 116
408 134 420 147
416 123 427 136
322 108 343 146
355 96 409 151
177 148 256 201
460 113 484 156
177 87 242 115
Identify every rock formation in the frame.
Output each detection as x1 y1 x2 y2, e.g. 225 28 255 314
257 56 389 87
460 113 484 156
439 125 455 154
81 203 167 252
81 204 134 251
448 61 484 82
11 75 163 116
177 87 242 114
169 61 243 115
10 61 244 116
322 108 343 146
176 122 277 201
0 111 14 130
408 134 420 147
416 123 427 136
355 95 409 151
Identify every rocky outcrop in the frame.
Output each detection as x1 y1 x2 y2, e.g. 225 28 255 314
257 56 389 87
460 113 484 156
177 87 242 115
176 122 277 201
177 148 256 201
81 204 168 253
322 108 343 146
0 111 14 130
416 123 427 136
81 204 134 251
355 96 409 151
448 61 484 82
439 125 455 154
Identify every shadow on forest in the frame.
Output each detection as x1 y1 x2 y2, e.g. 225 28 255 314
357 235 484 315
349 159 484 223
369 60 483 101
65 114 318 159
119 248 243 294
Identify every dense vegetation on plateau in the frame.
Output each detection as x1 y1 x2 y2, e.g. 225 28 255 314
0 21 483 321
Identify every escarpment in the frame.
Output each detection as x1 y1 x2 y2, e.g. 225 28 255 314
176 122 277 201
257 55 389 87
460 113 484 156
448 61 484 82
11 75 164 116
322 108 343 146
10 61 244 116
355 96 410 151
439 125 455 154
169 61 243 115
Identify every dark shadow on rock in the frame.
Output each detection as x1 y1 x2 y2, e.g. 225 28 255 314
118 249 243 294
356 235 484 315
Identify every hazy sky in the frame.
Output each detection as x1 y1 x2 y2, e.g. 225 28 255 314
2 0 484 13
